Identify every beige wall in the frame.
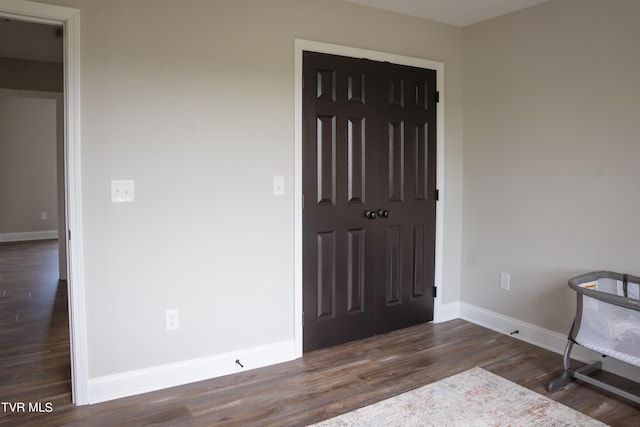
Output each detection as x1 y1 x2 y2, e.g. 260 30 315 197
23 0 640 399
462 0 640 332
30 0 465 379
0 91 59 236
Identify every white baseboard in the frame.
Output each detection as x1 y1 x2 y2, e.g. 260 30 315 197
459 302 640 383
87 339 296 404
0 230 58 242
85 304 640 404
434 301 460 323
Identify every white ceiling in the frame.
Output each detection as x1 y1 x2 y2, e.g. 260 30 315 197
345 0 550 27
0 1 550 63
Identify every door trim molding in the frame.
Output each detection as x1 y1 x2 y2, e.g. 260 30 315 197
294 39 445 356
0 0 87 405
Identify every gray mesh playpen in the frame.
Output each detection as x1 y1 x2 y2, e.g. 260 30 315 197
548 271 640 404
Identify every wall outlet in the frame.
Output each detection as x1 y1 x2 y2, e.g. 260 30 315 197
500 272 511 291
41 212 47 220
165 309 179 331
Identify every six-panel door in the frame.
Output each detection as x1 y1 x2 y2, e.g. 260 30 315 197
302 51 437 352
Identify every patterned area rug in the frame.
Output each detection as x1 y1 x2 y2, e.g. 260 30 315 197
310 367 606 426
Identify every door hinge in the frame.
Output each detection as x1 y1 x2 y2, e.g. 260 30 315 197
302 312 304 326
433 287 438 298
434 189 440 201
434 91 440 104
302 194 305 210
68 230 71 240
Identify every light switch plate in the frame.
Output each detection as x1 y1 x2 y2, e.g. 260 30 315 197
273 176 285 196
500 272 510 291
111 180 135 203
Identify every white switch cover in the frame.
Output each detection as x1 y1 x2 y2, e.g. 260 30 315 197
165 309 179 331
111 180 135 203
500 272 510 291
273 176 285 196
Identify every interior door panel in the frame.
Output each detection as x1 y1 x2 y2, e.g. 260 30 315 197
303 51 437 351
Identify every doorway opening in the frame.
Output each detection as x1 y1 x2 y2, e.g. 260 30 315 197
0 1 86 405
0 18 71 403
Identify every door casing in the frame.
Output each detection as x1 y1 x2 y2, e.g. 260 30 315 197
294 39 445 357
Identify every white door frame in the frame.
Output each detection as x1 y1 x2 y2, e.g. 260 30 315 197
0 0 88 405
294 39 446 357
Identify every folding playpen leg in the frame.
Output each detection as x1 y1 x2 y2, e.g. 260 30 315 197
548 340 576 392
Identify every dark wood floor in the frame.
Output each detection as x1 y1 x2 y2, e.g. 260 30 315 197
2 240 640 426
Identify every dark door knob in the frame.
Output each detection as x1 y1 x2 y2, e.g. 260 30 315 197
364 210 377 219
377 209 389 218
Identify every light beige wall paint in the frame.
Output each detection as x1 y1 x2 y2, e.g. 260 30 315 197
462 0 640 332
0 91 59 234
32 0 464 377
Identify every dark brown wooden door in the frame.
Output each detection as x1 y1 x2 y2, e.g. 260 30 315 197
373 62 437 334
302 51 437 351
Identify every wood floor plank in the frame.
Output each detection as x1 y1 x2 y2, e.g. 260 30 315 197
1 240 639 426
